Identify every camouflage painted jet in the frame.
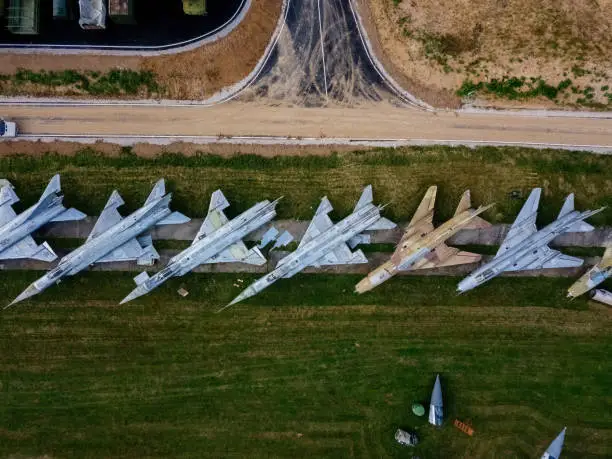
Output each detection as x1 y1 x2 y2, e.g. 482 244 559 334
458 188 604 293
223 186 395 311
567 244 612 298
0 175 85 262
355 186 493 293
120 190 281 304
8 179 189 307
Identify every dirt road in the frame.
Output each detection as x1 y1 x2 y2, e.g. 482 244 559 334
4 102 612 149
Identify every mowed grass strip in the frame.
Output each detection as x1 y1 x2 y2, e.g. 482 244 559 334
1 272 611 458
0 146 610 226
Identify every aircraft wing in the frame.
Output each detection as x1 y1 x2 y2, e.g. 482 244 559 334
0 236 56 262
402 186 437 241
312 242 368 266
87 191 125 242
97 238 147 263
503 246 583 272
298 197 334 249
193 190 230 243
0 184 19 227
407 243 482 270
203 241 267 266
496 188 541 257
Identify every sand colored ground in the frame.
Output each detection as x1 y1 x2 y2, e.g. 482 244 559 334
0 0 282 100
364 0 612 109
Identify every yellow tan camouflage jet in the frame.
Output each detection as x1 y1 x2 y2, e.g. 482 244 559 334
567 244 612 298
355 186 493 293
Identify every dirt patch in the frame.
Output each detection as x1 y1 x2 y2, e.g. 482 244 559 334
363 0 612 109
0 0 282 100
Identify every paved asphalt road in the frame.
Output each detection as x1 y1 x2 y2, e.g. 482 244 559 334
3 103 612 150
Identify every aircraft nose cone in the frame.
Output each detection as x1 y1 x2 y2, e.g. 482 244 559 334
5 284 41 309
120 288 144 305
354 278 372 294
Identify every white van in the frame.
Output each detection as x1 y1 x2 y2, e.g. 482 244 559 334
0 119 17 138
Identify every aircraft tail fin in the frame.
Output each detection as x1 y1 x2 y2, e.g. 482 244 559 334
145 179 166 206
0 182 19 207
40 175 61 200
454 190 472 216
354 185 373 212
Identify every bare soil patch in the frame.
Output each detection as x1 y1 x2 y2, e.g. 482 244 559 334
364 0 612 109
0 0 282 100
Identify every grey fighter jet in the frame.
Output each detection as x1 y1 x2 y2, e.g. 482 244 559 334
0 175 85 262
541 427 566 459
8 179 189 307
223 186 395 310
120 190 281 304
457 188 604 293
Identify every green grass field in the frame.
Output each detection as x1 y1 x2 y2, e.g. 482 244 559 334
1 272 611 458
1 146 611 457
0 146 610 226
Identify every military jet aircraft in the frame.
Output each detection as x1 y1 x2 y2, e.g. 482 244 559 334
567 244 611 298
541 427 566 459
223 185 395 311
8 179 189 307
457 189 604 293
428 374 443 427
0 175 85 262
356 186 493 293
120 190 281 304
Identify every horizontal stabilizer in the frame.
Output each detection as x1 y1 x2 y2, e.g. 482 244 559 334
209 189 230 212
137 245 159 266
367 217 396 231
30 241 58 262
145 179 166 206
272 230 294 250
354 185 373 211
157 211 190 226
50 208 87 223
348 233 371 249
241 247 267 266
133 271 150 286
315 244 369 266
566 221 594 233
454 190 471 216
0 183 19 207
258 227 280 248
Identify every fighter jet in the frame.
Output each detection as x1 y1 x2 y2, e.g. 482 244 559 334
223 185 395 310
457 188 604 293
428 374 443 426
8 179 189 307
120 190 281 304
567 244 611 298
541 427 566 459
0 175 85 262
356 186 493 293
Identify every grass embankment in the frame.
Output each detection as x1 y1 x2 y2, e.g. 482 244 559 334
0 69 160 98
1 146 611 226
1 272 611 458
